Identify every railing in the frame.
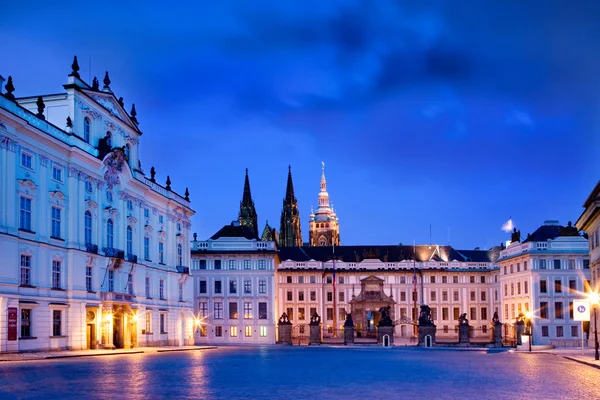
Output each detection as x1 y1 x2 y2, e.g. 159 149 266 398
103 247 125 259
101 292 135 302
85 243 98 254
176 266 190 275
126 254 138 263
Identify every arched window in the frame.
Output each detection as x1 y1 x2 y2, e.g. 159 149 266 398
177 243 183 266
83 117 91 143
126 226 133 256
124 144 130 160
107 219 114 248
106 131 112 147
84 211 93 245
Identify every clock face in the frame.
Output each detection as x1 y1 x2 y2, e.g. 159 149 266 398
85 181 93 193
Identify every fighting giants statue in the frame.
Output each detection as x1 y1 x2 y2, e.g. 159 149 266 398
417 304 436 346
277 312 292 345
309 312 321 326
418 305 435 326
458 313 469 326
378 305 393 327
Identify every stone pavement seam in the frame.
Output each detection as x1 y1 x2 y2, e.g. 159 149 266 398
562 356 600 370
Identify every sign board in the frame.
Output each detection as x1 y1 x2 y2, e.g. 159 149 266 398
574 300 591 322
7 307 17 341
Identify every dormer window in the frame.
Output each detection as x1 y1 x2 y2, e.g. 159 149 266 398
83 117 91 143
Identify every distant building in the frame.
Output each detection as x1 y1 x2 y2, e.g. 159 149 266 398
308 163 340 246
496 220 589 346
279 166 302 247
238 169 259 239
0 59 195 353
191 223 277 344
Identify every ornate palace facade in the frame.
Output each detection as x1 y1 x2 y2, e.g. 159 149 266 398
0 59 195 353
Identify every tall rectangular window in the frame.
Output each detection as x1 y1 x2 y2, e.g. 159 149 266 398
287 307 294 320
258 260 266 270
199 302 208 318
160 314 167 333
229 302 238 319
52 310 62 336
326 308 334 321
229 260 237 270
230 326 238 337
86 266 92 291
259 302 267 319
158 242 164 264
442 291 447 301
20 197 32 231
310 291 316 301
298 307 306 320
442 308 449 320
453 291 459 302
259 280 266 294
339 292 344 302
569 280 576 292
554 260 561 269
214 302 223 319
481 307 488 321
229 280 237 294
178 283 183 301
146 313 152 333
555 280 562 293
260 326 267 337
145 276 151 297
540 280 547 293
52 166 63 182
214 280 222 294
21 152 33 169
555 302 563 319
470 291 476 301
431 291 437 302
20 255 31 286
214 260 221 270
540 302 548 319
539 259 547 269
21 309 32 337
52 260 61 289
299 291 305 301
245 326 252 337
159 279 165 299
85 211 93 245
244 280 251 294
215 326 222 337
244 260 251 270
310 276 316 284
108 270 114 292
470 307 477 321
144 237 150 260
199 280 207 294
51 207 61 238
199 260 207 270
244 302 253 319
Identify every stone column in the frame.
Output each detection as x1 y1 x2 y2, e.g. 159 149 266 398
418 325 436 346
377 326 394 346
493 322 502 347
459 324 470 345
309 324 321 345
277 324 292 344
344 325 354 345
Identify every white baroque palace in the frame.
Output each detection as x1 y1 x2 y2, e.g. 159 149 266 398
0 61 195 353
496 221 589 346
191 223 277 344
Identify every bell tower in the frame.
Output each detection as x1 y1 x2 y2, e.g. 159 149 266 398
238 168 259 239
279 166 303 246
308 162 340 246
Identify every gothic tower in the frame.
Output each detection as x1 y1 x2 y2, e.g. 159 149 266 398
238 168 259 239
279 166 303 246
308 162 340 246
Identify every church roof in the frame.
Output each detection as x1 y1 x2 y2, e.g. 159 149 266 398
278 245 498 263
210 223 257 240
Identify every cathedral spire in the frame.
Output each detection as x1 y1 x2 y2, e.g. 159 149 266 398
238 168 259 239
320 161 327 192
309 162 340 247
280 166 302 246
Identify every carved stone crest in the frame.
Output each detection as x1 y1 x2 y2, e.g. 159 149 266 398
103 150 126 189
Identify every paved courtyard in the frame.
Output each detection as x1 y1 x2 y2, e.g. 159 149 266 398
0 346 598 399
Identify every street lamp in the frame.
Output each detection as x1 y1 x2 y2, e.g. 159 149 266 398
525 311 533 352
589 292 599 361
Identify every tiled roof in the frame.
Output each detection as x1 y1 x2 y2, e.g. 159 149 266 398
522 222 581 243
210 224 257 240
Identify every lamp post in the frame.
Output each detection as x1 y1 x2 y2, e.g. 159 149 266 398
525 311 533 352
589 292 599 361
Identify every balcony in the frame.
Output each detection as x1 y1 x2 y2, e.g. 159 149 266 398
103 247 125 259
126 254 138 263
176 266 190 275
85 243 98 254
101 292 136 303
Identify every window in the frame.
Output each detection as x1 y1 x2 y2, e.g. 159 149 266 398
524 261 528 270
571 326 579 337
259 280 266 294
310 291 316 301
555 302 563 319
327 292 333 302
287 291 293 301
326 277 332 284
86 266 92 291
568 260 575 269
339 276 345 284
517 282 521 295
158 242 164 264
21 309 32 337
453 291 459 302
199 302 208 318
286 276 293 283
469 276 475 284
540 302 548 319
453 276 458 284
106 190 113 203
430 308 437 321
430 276 436 283
470 291 476 301
52 260 61 289
178 283 183 301
144 208 149 218
569 280 576 292
339 292 345 302
20 197 32 230
145 277 151 297
244 260 251 270
401 292 407 302
214 280 222 294
214 260 221 270
228 280 237 294
442 276 447 284
260 326 267 337
106 220 114 248
481 307 488 320
128 274 134 295
584 260 590 269
160 314 167 333
229 302 238 319
339 308 346 321
429 291 436 302
539 259 547 269
556 326 564 337
159 279 165 299
310 276 316 284
298 291 305 301
158 214 164 224
244 280 251 294
298 276 304 284
555 280 562 293
524 281 528 294
177 244 183 266
85 211 93 245
470 307 477 321
286 307 294 320
400 277 406 284
126 226 133 256
554 259 561 269
214 302 223 319
570 301 574 319
481 291 486 301
144 237 150 260
86 180 93 194
51 207 61 238
108 270 114 292
20 255 31 286
510 283 514 296
83 117 91 142
243 302 253 319
442 308 449 320
259 302 267 319
21 151 33 169
453 307 460 320
52 165 63 182
327 308 334 321
199 260 207 270
230 326 238 337
245 326 252 337
540 280 547 293
229 260 237 270
541 326 549 337
258 260 266 270
215 326 222 337
199 280 207 294
52 310 62 336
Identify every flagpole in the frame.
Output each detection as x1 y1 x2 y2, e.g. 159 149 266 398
332 242 337 338
413 239 418 337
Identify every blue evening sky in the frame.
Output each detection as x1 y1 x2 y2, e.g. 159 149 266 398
1 1 598 249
